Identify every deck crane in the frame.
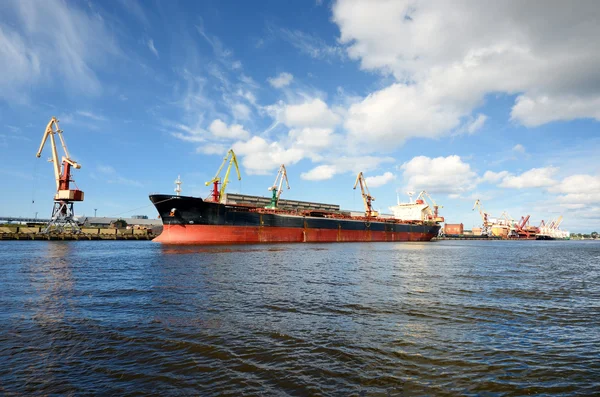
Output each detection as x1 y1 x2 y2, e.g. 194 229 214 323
36 117 84 233
205 149 241 202
415 191 445 222
266 164 290 209
472 199 491 236
353 172 378 217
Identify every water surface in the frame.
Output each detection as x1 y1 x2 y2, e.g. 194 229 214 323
1 240 599 395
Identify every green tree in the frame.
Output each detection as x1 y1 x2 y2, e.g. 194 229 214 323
592 231 598 239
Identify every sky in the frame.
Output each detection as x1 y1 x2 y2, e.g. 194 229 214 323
1 0 599 232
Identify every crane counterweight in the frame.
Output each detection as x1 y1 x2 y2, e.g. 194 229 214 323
36 117 84 233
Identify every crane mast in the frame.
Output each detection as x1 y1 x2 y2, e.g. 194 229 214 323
415 190 445 222
266 164 290 209
205 149 241 202
353 172 378 217
472 199 491 236
36 117 84 233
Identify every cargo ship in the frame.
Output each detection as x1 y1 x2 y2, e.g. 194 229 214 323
149 192 442 244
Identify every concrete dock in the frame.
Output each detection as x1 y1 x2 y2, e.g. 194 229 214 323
0 226 158 241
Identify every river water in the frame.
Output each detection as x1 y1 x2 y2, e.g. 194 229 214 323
1 240 599 396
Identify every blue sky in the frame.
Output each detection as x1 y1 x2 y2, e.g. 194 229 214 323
1 0 599 232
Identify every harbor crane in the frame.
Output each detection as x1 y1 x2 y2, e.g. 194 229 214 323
472 199 491 236
266 164 290 209
36 117 84 233
353 172 378 217
205 149 241 202
415 191 445 222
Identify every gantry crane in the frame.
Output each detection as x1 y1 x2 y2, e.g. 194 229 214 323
36 117 84 233
205 149 241 202
266 164 290 209
415 191 445 222
353 172 378 217
472 199 491 236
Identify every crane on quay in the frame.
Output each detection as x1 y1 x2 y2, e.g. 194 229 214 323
265 164 290 209
353 172 378 217
205 149 241 202
36 117 84 233
472 199 491 236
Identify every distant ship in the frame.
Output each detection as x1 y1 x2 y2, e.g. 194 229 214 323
149 192 442 244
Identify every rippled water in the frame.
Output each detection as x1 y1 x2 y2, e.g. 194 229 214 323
1 240 599 396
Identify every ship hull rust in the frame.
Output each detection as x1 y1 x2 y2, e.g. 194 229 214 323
150 194 440 245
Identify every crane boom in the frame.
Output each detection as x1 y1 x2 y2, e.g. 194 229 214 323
266 164 290 209
205 149 241 202
36 116 84 234
472 199 491 236
36 116 83 201
415 190 444 222
353 172 378 217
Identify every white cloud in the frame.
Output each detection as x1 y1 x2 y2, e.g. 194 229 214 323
480 170 510 183
268 72 294 88
499 167 558 189
549 174 600 206
196 143 227 155
301 165 337 181
400 155 477 194
365 172 395 188
512 144 526 153
511 95 600 127
344 83 464 148
232 136 304 174
301 156 395 181
77 110 106 121
289 128 334 152
466 114 487 134
280 98 340 128
232 103 251 120
209 119 250 140
147 38 158 58
0 0 119 102
332 0 600 141
279 28 345 61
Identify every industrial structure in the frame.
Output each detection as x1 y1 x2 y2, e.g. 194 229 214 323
469 199 569 240
35 117 84 233
353 172 378 217
205 149 241 202
266 164 290 209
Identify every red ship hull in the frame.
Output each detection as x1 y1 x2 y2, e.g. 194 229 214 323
154 224 437 244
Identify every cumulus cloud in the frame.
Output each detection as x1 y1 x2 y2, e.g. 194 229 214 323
549 174 600 206
400 155 477 194
209 119 250 140
279 98 341 128
332 0 600 147
301 165 337 181
232 136 304 174
480 170 510 183
268 72 294 88
365 172 395 188
499 167 558 188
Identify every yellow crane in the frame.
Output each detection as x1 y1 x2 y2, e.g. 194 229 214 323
205 149 241 202
36 116 84 233
472 199 491 236
266 164 290 209
353 172 378 217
